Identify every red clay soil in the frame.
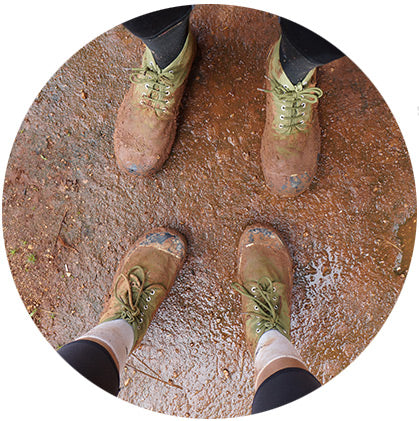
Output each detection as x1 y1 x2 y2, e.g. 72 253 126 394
2 5 416 418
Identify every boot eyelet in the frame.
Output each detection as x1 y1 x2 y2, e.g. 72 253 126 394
144 305 148 310
145 83 150 89
139 318 143 323
165 100 169 104
146 296 151 302
272 287 276 292
274 305 279 310
281 105 286 111
251 287 257 293
150 290 155 295
169 70 174 74
302 103 306 108
284 85 289 89
279 115 284 120
165 91 170 96
254 305 259 311
302 112 305 116
272 296 277 301
278 124 284 129
299 120 304 125
256 328 261 333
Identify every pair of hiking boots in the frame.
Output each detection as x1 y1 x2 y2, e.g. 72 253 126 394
101 30 323 358
114 31 323 197
100 224 292 358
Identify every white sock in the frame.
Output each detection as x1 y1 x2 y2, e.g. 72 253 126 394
77 319 135 373
254 329 305 386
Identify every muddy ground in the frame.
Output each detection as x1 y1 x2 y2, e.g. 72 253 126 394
2 5 416 418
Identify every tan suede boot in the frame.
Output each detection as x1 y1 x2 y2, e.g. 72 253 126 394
260 38 323 197
100 228 187 350
114 31 196 175
232 224 293 356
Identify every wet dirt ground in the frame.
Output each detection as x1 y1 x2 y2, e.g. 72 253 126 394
2 5 416 418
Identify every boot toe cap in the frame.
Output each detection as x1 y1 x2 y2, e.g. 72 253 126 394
265 170 313 197
141 228 187 260
239 224 285 251
115 148 164 176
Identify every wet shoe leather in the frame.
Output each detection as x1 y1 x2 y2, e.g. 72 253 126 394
233 224 293 356
100 228 186 350
114 31 196 176
261 38 323 197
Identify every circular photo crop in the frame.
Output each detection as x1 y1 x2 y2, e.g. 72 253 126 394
2 4 416 418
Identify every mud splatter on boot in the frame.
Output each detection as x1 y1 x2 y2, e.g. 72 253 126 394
260 38 323 197
114 31 196 176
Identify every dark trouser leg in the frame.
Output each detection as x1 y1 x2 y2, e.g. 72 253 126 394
279 17 345 84
123 5 193 69
252 367 321 413
57 339 120 396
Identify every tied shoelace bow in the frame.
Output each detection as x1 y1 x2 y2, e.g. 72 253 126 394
259 76 323 133
130 61 175 113
114 265 165 326
232 277 289 337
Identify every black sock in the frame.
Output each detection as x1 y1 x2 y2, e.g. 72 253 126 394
141 18 189 69
279 33 318 85
279 17 344 85
123 6 192 69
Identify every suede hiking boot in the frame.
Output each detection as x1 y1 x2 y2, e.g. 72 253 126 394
99 228 187 350
232 224 293 356
114 30 196 176
260 38 323 197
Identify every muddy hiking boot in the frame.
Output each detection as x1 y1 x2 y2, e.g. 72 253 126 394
232 224 293 356
114 30 197 176
260 37 323 197
99 228 187 350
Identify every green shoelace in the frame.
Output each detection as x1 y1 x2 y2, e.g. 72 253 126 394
232 277 289 337
114 265 165 326
130 62 175 113
261 77 323 134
